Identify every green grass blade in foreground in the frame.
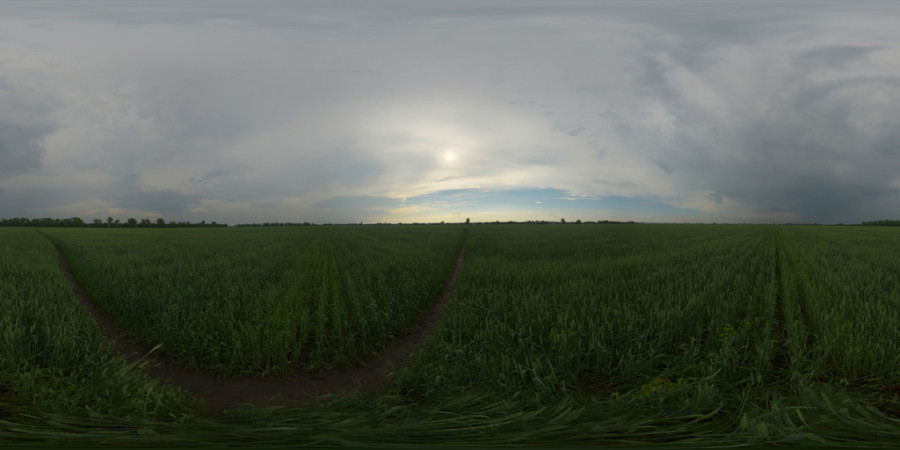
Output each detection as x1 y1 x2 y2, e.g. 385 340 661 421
41 226 465 376
0 228 196 435
5 224 900 447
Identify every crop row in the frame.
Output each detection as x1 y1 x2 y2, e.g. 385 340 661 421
0 228 190 419
42 226 465 375
400 225 778 405
4 224 900 444
778 226 900 383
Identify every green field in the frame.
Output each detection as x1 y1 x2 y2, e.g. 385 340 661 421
2 224 899 447
40 226 464 375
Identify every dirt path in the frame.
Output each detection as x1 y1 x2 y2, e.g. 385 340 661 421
52 234 467 411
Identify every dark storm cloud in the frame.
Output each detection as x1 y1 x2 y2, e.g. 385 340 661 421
615 0 900 222
718 76 899 221
0 123 46 177
116 189 202 216
707 192 723 205
0 183 82 218
796 45 880 70
190 169 231 188
0 79 56 178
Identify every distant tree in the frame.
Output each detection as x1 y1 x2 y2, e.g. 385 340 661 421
0 215 230 228
862 219 900 226
561 218 566 224
34 218 56 227
465 218 470 224
1 217 23 226
69 217 85 227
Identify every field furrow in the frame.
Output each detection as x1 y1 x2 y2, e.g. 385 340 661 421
38 230 468 409
5 224 900 446
40 226 466 376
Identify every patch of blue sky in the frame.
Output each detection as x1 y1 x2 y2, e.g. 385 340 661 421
317 187 698 221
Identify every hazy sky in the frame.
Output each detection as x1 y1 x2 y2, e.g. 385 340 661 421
2 1 900 224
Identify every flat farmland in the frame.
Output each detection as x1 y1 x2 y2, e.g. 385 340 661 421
2 224 899 447
40 226 465 375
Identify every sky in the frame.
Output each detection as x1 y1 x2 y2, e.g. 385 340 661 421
2 1 900 224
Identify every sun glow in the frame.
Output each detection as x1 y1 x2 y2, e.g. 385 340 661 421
444 151 457 162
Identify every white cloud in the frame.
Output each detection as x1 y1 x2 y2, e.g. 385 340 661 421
2 1 900 223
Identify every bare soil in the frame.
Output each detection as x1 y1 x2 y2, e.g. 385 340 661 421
53 235 467 411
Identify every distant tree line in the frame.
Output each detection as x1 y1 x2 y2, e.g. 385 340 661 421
235 222 449 226
232 219 640 227
861 220 900 227
476 219 636 225
234 221 314 227
0 217 226 228
1 217 645 228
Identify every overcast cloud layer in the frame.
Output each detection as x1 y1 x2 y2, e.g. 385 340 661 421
2 1 900 224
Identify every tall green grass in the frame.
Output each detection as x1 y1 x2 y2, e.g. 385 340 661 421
393 224 900 445
778 226 900 383
5 224 900 447
399 225 775 400
41 225 464 375
0 228 193 423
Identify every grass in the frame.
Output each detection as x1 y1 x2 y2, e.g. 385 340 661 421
0 228 196 432
2 224 900 447
40 225 464 375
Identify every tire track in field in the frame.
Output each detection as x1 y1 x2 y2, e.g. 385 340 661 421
771 237 789 374
776 236 823 372
47 232 468 410
792 276 819 349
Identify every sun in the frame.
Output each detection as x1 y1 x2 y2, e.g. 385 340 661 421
444 150 457 162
